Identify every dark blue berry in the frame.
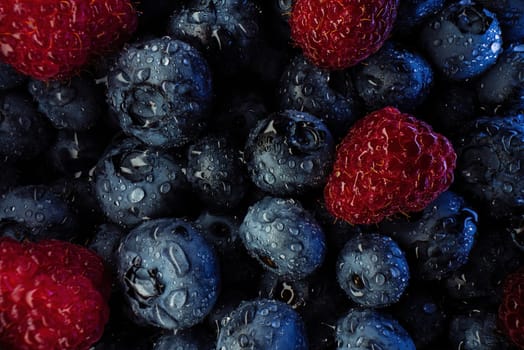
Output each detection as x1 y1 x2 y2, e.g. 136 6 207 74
152 327 214 350
477 43 524 116
88 223 125 272
0 184 78 241
93 137 190 227
167 0 262 77
107 37 213 148
419 3 502 80
475 0 524 43
28 75 104 130
239 196 326 280
335 308 416 350
393 0 445 35
448 309 513 350
353 41 434 112
216 298 308 350
456 115 524 220
278 55 360 139
186 135 248 211
0 62 26 91
378 191 478 280
336 233 409 308
116 217 220 330
244 109 334 196
0 91 53 162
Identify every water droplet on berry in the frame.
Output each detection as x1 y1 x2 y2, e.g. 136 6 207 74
169 288 188 308
168 243 190 276
159 183 171 194
129 188 145 203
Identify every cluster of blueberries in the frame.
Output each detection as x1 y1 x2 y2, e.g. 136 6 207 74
1 0 524 349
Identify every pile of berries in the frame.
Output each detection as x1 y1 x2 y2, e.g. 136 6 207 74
0 0 523 349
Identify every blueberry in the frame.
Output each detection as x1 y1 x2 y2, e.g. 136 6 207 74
477 43 524 116
187 135 248 211
152 327 214 350
0 91 53 162
167 0 262 77
258 271 309 309
419 3 502 80
475 0 524 43
353 41 434 112
93 137 190 227
28 75 104 130
456 115 524 220
116 218 220 330
336 233 409 308
88 223 125 272
278 55 360 138
335 308 416 350
0 61 26 91
107 36 213 148
448 309 513 350
244 109 334 196
0 184 78 241
239 196 326 280
393 0 445 35
216 298 308 350
378 191 478 280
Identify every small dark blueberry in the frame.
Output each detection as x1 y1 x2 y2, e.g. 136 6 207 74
88 223 125 273
186 135 248 212
419 3 502 80
239 196 326 280
116 218 220 330
0 61 26 91
393 0 445 36
244 110 334 196
167 0 262 77
107 37 213 148
278 55 360 139
353 41 434 112
93 137 190 227
335 308 416 350
378 191 478 280
475 0 524 43
336 233 409 308
28 75 104 130
216 299 308 350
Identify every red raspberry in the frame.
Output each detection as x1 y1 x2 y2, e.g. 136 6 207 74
289 0 399 70
0 237 111 350
324 106 456 225
499 268 524 348
0 0 137 81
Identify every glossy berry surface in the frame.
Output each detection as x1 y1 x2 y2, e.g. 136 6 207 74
245 109 334 196
289 0 399 70
336 233 409 308
324 106 456 225
216 298 308 350
116 218 220 330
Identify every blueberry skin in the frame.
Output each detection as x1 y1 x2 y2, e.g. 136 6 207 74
448 310 513 350
244 110 334 196
335 308 416 350
88 223 125 272
475 0 524 43
477 43 524 116
167 0 261 77
28 75 103 131
353 41 434 112
0 62 26 91
336 233 409 308
378 191 478 280
107 37 213 148
278 55 360 139
152 328 214 350
0 91 53 162
393 0 445 34
93 137 190 227
116 218 220 330
419 3 502 80
456 115 524 220
239 196 326 280
0 184 78 241
216 299 308 350
186 135 248 211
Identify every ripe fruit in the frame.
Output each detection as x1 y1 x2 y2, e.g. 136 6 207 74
289 0 399 70
0 237 110 350
499 268 524 348
324 106 456 225
0 0 137 80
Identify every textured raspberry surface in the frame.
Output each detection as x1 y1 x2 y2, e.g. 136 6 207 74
0 238 110 350
499 268 524 348
289 0 399 70
324 106 456 225
0 0 137 80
